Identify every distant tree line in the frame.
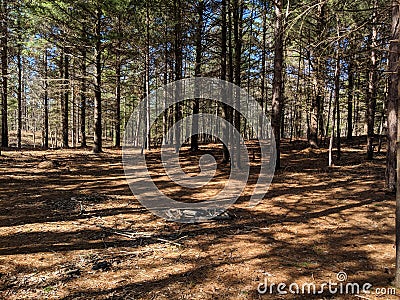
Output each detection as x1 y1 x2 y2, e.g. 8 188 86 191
0 0 398 191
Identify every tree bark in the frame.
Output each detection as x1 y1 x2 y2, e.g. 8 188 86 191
347 58 354 141
17 33 23 148
308 3 326 148
174 0 182 153
366 1 378 160
394 0 400 287
144 4 150 151
259 0 267 140
191 0 204 152
114 14 122 148
387 0 399 193
80 47 87 147
62 52 69 148
93 7 103 153
272 0 284 169
43 50 49 149
1 0 8 148
221 0 230 162
335 46 341 161
233 0 243 168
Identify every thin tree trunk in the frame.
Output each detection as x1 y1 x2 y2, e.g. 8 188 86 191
328 104 336 167
227 0 234 164
335 45 341 161
221 0 229 162
366 1 378 160
17 33 23 148
62 52 69 148
394 0 400 288
163 25 168 145
191 0 204 152
259 0 267 140
144 4 150 151
233 0 243 168
347 58 354 140
174 0 182 153
93 7 102 153
324 89 333 146
1 0 8 149
272 0 284 169
115 15 122 148
80 48 87 147
43 50 49 149
309 3 326 148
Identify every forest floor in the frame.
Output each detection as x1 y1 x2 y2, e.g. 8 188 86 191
0 137 397 300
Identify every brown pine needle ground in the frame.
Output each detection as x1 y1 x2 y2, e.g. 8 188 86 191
0 138 396 299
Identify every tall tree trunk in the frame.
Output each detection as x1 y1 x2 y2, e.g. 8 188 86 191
191 0 204 152
394 0 400 288
59 51 64 147
17 34 23 148
309 3 326 148
93 7 102 153
163 22 168 144
387 0 399 193
144 4 150 151
272 0 284 169
174 0 182 153
334 44 341 161
115 15 122 148
43 50 49 149
259 0 267 139
226 0 235 163
347 58 354 141
1 0 8 149
366 1 378 160
328 96 336 167
80 48 87 147
233 0 243 168
221 0 229 162
62 52 69 148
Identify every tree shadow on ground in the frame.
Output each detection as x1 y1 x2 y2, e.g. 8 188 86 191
0 141 396 299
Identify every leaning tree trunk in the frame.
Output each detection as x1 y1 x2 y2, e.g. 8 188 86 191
272 0 284 170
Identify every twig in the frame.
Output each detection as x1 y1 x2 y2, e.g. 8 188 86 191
97 225 184 247
354 295 370 300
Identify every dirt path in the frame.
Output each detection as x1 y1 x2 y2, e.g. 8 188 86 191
0 140 396 299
